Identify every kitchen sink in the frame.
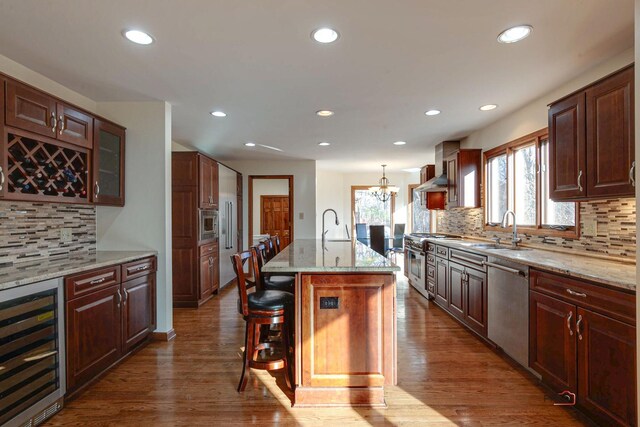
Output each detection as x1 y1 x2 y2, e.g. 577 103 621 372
492 246 532 251
468 243 501 249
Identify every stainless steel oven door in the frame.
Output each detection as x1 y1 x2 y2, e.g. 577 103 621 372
199 209 218 241
407 248 424 285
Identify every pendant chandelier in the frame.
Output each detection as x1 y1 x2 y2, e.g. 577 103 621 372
369 164 399 203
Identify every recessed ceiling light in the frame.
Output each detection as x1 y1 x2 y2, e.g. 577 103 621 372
425 109 441 116
479 104 498 111
123 30 154 45
244 142 256 147
403 168 421 173
210 111 227 117
316 110 334 117
393 141 407 146
318 142 331 146
497 25 533 44
312 28 339 44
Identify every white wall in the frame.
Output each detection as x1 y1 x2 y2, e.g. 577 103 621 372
223 159 317 247
96 101 173 334
252 179 289 234
463 48 634 151
171 141 194 152
316 169 420 239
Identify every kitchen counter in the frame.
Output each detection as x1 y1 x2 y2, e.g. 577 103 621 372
428 238 636 292
262 239 400 273
0 251 158 291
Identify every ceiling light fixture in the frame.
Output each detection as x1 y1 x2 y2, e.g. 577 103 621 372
393 141 406 146
123 29 154 45
497 25 533 44
369 165 399 203
210 111 227 117
318 142 331 146
244 142 256 147
479 104 498 111
312 28 339 44
425 109 441 116
316 110 334 117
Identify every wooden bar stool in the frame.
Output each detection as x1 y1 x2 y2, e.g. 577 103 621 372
252 243 295 293
231 251 293 392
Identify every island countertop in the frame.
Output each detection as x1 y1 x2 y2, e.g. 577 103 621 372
262 239 400 273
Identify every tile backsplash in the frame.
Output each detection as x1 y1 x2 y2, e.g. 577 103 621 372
0 201 96 266
437 198 636 259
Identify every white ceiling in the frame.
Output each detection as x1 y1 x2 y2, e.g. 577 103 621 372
0 0 633 172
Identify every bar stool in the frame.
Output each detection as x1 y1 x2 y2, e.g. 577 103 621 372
252 243 295 293
231 251 293 392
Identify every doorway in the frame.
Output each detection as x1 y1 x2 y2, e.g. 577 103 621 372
248 175 294 247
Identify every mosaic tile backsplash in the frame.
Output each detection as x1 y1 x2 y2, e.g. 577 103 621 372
0 201 96 266
436 198 636 259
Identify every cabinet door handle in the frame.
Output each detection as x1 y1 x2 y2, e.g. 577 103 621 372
630 161 636 187
566 288 587 298
50 113 57 133
135 265 149 272
24 350 58 362
566 311 573 336
58 115 64 135
123 288 128 304
116 289 122 308
576 314 583 341
577 170 583 192
94 181 100 199
89 277 107 285
0 166 5 191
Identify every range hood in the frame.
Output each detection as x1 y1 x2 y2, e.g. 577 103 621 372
416 140 460 192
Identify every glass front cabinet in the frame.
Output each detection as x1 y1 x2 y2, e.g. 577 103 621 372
92 119 125 206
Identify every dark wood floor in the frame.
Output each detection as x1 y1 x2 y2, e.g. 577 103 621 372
47 271 593 426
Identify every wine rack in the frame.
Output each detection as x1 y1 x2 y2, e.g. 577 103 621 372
6 132 89 202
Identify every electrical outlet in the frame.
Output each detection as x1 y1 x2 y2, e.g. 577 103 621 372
299 212 304 220
583 220 597 237
60 228 73 242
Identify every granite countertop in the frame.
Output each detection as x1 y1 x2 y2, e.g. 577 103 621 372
0 251 158 291
262 239 400 273
428 238 636 292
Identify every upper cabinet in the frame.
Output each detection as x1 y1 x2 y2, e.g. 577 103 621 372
2 75 126 206
419 164 445 210
446 149 482 208
549 65 634 201
198 155 219 209
93 119 126 206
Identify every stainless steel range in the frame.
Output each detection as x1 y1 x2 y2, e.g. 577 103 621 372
404 233 460 299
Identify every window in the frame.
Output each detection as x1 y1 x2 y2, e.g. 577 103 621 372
484 129 578 237
410 186 430 233
351 186 394 236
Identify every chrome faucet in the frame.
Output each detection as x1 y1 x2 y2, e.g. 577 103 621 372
322 209 340 244
501 210 521 248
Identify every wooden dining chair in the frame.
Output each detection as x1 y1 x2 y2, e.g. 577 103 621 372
231 251 293 392
369 225 386 256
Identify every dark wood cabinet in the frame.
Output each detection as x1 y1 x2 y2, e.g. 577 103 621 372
464 267 487 336
65 257 157 397
5 80 57 137
529 269 636 426
434 256 448 307
199 156 218 209
448 261 465 320
92 119 126 206
57 102 93 149
445 149 481 208
199 253 215 300
549 64 634 201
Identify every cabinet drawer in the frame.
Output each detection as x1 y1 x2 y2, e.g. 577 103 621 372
122 257 157 282
426 253 435 266
427 265 435 280
530 269 635 325
426 243 435 254
199 243 217 258
435 245 449 258
427 280 435 295
449 248 487 272
65 266 120 300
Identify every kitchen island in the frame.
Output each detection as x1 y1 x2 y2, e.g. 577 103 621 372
262 239 400 407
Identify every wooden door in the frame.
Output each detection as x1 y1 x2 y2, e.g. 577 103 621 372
577 308 636 427
434 257 448 307
447 261 465 320
199 156 213 208
261 195 291 247
548 92 587 200
66 285 122 392
57 102 93 149
122 275 155 353
199 255 214 299
529 291 577 394
446 154 458 207
5 80 57 137
93 119 125 206
585 66 635 198
464 267 487 336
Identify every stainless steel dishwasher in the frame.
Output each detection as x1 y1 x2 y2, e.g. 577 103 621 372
486 257 530 369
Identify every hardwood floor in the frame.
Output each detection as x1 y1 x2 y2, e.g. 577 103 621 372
47 270 594 426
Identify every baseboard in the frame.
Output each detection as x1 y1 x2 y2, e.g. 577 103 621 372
152 328 176 342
